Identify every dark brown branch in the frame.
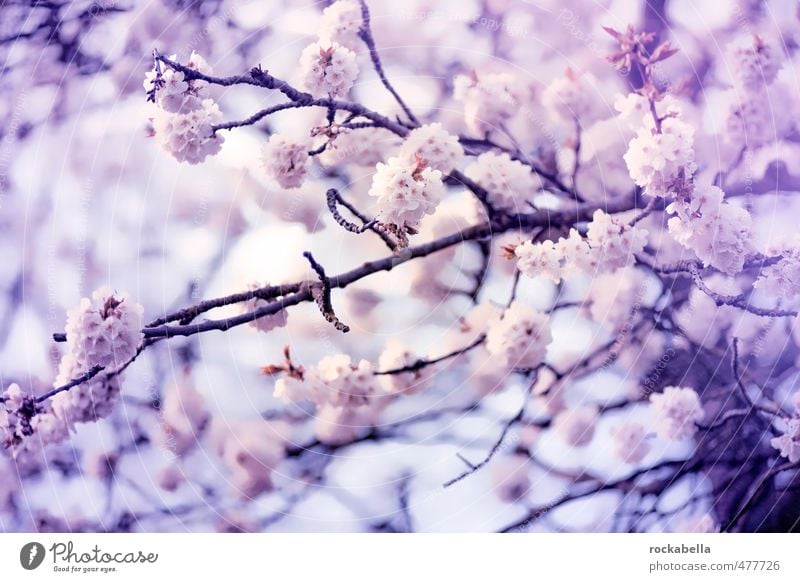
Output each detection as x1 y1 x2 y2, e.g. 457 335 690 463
304 251 350 333
376 335 485 375
326 188 396 250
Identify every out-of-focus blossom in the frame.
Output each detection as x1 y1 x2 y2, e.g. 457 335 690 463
649 386 704 441
486 301 551 369
465 152 541 211
261 134 311 190
553 406 598 447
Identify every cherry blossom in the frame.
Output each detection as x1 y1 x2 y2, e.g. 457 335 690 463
465 152 541 211
299 41 359 98
486 301 552 369
368 154 445 231
649 387 705 441
261 134 311 190
399 123 464 174
319 0 363 50
152 98 224 164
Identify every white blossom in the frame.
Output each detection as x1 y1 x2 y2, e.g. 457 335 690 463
261 134 311 190
1 384 33 448
770 417 800 463
553 406 598 447
726 35 781 90
614 93 681 131
541 70 605 123
212 419 286 498
491 455 531 503
624 116 696 197
611 421 651 464
368 155 445 230
667 184 753 275
299 41 359 98
237 281 290 332
514 239 562 283
486 301 552 369
320 126 399 167
724 92 782 148
515 210 646 281
453 72 519 134
314 398 389 445
378 340 427 395
319 0 363 49
556 228 599 274
2 382 70 452
464 152 541 211
61 287 144 369
649 386 704 441
275 354 379 408
50 287 143 427
587 268 649 331
152 98 224 164
51 364 122 426
585 209 648 272
399 123 463 174
144 51 212 113
155 383 208 457
754 238 800 299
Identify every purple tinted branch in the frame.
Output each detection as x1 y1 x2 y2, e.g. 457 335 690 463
356 0 420 126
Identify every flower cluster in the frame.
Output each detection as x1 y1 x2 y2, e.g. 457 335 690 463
453 72 519 135
754 238 800 300
541 70 605 124
211 420 287 498
151 98 224 165
771 417 800 463
553 406 597 447
649 386 704 441
154 383 209 457
610 421 651 464
514 210 647 282
490 455 531 503
314 398 389 445
299 41 359 98
318 0 363 49
399 123 463 174
514 239 562 283
726 35 781 90
144 51 212 113
146 52 224 164
587 268 648 331
51 287 144 427
1 384 36 449
377 340 428 395
261 134 311 190
667 184 753 274
236 282 290 332
623 115 696 197
320 126 398 167
584 209 649 270
464 152 541 211
368 155 445 232
275 354 378 408
485 301 552 369
724 93 783 148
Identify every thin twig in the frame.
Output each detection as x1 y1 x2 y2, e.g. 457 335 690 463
356 0 419 126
